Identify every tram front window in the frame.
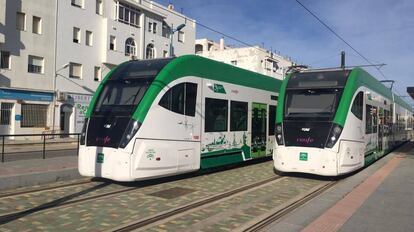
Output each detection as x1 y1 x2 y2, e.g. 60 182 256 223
94 77 153 116
285 88 342 120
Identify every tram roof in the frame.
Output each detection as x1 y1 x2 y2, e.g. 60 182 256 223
126 55 282 122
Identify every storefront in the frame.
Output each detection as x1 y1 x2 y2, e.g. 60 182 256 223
59 93 92 134
0 88 53 135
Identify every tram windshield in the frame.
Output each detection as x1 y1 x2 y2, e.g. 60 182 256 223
92 58 174 116
285 88 342 119
93 77 153 115
284 70 350 120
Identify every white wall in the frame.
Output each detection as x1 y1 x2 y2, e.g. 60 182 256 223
0 0 5 43
56 0 196 95
55 0 104 96
195 39 293 80
0 0 56 91
0 0 196 135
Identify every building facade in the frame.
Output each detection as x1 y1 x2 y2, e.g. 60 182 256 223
0 0 195 136
0 0 57 136
195 38 293 80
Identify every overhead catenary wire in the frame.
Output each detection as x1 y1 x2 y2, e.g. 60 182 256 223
144 0 412 99
294 0 387 80
140 0 298 63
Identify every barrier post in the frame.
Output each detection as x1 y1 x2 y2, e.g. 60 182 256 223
1 136 4 163
42 134 46 159
77 134 80 156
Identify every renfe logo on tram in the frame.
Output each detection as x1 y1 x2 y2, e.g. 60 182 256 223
296 137 314 144
96 136 111 144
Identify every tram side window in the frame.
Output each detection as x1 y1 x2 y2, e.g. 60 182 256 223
373 106 378 133
396 114 400 131
268 105 276 135
159 82 198 116
159 83 184 114
351 92 363 120
230 101 248 131
205 98 228 132
365 104 378 134
185 83 197 117
384 109 391 135
366 105 373 134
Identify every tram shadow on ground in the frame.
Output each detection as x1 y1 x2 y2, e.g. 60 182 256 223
0 182 111 225
95 156 274 188
274 140 414 182
0 156 273 226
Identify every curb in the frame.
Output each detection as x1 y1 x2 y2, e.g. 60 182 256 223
0 169 82 191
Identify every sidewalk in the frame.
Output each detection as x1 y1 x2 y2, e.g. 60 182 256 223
3 136 78 145
267 141 414 232
0 156 81 191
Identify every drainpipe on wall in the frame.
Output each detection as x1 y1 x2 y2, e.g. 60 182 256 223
52 0 59 136
140 12 145 59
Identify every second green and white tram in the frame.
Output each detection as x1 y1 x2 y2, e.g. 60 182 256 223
273 68 413 176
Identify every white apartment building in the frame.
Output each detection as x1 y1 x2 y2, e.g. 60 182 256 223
0 0 5 43
195 38 293 80
0 0 57 136
0 0 195 136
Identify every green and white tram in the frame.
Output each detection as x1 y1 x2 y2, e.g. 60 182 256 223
79 55 282 181
273 68 413 176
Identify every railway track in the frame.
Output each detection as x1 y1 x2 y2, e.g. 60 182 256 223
0 181 139 225
111 177 338 232
0 160 274 226
0 161 338 231
243 180 338 232
111 176 283 232
0 179 93 199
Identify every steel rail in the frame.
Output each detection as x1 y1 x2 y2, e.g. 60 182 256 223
0 182 138 225
0 179 92 199
111 176 284 232
243 180 338 232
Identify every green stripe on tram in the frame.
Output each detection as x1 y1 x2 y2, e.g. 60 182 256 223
334 68 412 127
85 55 282 123
275 74 291 124
132 55 281 123
276 68 412 127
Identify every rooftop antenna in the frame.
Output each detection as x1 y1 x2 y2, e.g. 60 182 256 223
341 51 345 69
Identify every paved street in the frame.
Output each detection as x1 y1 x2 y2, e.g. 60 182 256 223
0 160 328 231
0 143 413 231
1 141 78 162
1 149 77 162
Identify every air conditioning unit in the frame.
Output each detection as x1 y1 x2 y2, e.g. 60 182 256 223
57 91 67 101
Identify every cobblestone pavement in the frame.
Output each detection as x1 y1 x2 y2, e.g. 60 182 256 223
0 178 90 197
0 161 326 231
141 177 325 232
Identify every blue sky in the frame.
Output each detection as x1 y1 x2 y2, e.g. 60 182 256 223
156 0 414 105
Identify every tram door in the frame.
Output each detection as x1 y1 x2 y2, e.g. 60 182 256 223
178 81 201 171
251 103 267 158
378 108 384 152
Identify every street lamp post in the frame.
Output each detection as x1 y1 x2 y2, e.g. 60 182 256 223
169 23 186 57
52 63 69 137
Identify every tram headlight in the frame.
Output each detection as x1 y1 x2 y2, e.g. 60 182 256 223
80 118 89 145
119 119 141 148
325 123 343 148
275 123 284 145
